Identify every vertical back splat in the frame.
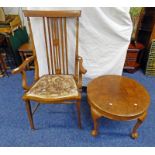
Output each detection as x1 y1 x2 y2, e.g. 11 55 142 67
25 11 81 76
42 17 71 75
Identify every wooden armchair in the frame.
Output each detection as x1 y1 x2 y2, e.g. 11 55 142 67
12 10 87 129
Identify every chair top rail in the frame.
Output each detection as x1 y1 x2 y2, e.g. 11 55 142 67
23 10 81 18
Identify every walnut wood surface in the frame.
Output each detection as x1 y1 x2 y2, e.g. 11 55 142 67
87 75 150 138
88 75 150 120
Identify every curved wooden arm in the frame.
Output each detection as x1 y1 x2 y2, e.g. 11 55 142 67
11 56 34 90
12 56 34 74
77 56 87 89
78 56 87 74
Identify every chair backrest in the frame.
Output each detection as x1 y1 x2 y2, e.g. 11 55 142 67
23 10 81 78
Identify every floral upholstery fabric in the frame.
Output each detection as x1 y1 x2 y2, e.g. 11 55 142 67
25 75 79 99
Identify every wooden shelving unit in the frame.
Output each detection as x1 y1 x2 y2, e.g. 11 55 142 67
124 7 155 73
138 7 155 48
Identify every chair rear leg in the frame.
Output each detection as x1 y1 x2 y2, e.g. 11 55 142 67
76 100 82 129
25 100 35 130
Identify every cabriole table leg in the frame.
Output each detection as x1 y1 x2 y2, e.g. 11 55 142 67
91 107 101 136
131 112 147 139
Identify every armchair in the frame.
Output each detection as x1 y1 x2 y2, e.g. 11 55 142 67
12 10 86 129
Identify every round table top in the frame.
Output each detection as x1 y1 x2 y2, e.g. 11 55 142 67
87 75 150 120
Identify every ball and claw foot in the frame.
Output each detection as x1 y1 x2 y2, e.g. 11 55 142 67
131 132 139 139
91 130 98 137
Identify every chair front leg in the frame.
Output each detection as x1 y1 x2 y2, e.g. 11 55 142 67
76 100 82 129
25 100 35 130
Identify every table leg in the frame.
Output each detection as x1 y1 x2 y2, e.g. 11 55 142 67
131 112 147 139
91 108 101 136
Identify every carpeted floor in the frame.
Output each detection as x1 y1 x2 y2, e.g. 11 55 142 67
0 70 155 146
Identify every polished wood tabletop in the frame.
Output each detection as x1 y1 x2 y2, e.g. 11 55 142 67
87 75 150 138
87 75 150 120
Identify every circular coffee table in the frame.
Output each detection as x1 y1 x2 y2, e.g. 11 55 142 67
87 75 150 139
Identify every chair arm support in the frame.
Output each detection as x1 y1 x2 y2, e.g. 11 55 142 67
77 56 87 89
78 56 87 74
11 56 34 90
12 56 34 74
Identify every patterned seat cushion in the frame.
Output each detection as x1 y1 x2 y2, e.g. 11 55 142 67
25 75 79 100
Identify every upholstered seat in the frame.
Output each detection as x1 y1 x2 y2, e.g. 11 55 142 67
24 75 79 101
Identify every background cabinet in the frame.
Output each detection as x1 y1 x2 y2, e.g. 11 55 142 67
124 7 155 73
138 7 155 48
139 7 155 75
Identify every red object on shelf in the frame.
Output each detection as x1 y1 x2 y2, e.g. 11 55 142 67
124 42 145 73
128 42 144 49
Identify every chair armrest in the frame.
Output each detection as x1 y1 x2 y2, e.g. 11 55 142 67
11 55 34 90
78 56 87 74
12 56 34 74
77 56 87 89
